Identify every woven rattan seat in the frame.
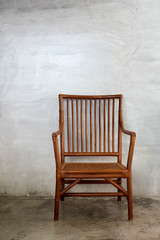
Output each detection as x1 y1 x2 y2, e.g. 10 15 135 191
61 162 127 174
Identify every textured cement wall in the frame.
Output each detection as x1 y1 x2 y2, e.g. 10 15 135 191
0 0 160 196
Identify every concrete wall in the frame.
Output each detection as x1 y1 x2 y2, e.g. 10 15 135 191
0 0 160 196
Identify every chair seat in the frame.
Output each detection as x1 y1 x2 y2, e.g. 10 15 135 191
60 162 127 176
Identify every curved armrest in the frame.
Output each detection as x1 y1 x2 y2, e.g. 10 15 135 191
120 125 136 170
52 126 63 169
119 98 136 169
52 127 63 138
120 126 136 137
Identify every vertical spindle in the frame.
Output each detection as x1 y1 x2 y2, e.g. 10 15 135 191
99 99 101 152
112 98 115 152
67 98 70 152
76 98 79 152
90 99 92 152
95 99 97 152
85 99 88 152
108 99 110 152
104 99 106 152
81 99 83 152
72 98 74 152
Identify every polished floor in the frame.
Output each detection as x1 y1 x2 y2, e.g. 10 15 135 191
0 196 160 240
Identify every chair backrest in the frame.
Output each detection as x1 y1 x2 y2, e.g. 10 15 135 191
59 94 122 159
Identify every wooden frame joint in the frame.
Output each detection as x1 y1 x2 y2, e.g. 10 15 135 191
105 178 128 196
60 178 82 196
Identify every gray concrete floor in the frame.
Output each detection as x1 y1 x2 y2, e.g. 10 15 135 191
0 197 160 240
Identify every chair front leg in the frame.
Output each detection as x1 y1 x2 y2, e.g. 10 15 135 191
127 176 133 220
54 175 61 221
61 178 65 201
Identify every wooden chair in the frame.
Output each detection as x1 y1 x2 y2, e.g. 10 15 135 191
52 94 136 221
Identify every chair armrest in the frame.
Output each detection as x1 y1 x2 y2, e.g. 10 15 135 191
52 126 64 138
120 122 136 170
52 127 63 169
119 98 136 169
126 134 136 170
120 126 136 170
120 125 136 137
